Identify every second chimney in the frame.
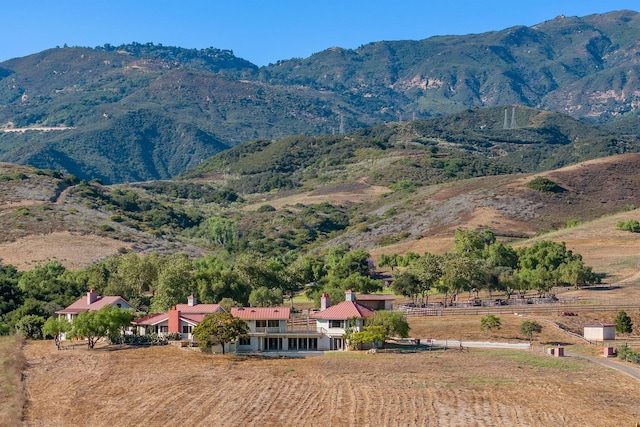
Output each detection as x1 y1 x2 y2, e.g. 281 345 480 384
320 293 330 311
87 289 98 305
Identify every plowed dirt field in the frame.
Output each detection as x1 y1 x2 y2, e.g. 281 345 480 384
22 341 640 426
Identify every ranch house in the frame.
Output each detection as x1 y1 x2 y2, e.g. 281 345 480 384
56 289 135 322
312 290 375 350
231 306 323 352
133 295 224 340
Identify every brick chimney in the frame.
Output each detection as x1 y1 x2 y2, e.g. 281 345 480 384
187 295 197 306
168 308 180 333
345 289 355 302
87 289 98 305
320 293 330 311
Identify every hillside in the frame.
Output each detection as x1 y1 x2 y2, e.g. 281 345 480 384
1 11 640 182
182 106 639 192
1 153 639 285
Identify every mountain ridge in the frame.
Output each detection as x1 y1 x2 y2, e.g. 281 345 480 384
1 10 640 183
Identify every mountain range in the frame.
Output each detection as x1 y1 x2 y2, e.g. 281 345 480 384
1 10 640 183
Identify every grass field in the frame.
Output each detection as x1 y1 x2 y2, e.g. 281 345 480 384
0 335 25 427
18 338 640 427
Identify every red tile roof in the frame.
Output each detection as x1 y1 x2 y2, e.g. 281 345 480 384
55 295 132 315
231 307 290 320
312 301 375 320
180 314 207 324
133 313 168 325
173 303 223 314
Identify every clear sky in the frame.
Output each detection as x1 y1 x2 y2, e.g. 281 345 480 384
1 1 638 66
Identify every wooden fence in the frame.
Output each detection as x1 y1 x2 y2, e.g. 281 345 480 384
395 298 640 317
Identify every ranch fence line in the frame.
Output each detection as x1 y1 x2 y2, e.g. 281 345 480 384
395 297 640 317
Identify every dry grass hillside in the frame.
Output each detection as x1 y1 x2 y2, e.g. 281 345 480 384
1 154 640 280
366 154 640 282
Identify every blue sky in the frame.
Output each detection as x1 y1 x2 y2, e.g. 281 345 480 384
1 1 638 65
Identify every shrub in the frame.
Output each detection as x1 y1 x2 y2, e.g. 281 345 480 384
616 220 640 233
527 177 561 192
165 332 182 341
257 204 276 213
99 224 115 232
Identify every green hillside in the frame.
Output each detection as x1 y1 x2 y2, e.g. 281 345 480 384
181 106 639 193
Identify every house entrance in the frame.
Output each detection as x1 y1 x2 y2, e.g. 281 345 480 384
330 338 343 350
263 337 283 351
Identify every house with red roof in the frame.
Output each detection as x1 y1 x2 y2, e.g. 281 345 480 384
312 290 375 350
56 289 135 322
231 306 323 352
133 295 224 340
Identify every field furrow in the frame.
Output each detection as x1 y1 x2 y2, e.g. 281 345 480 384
20 342 640 426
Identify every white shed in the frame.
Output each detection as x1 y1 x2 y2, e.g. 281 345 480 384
583 322 616 341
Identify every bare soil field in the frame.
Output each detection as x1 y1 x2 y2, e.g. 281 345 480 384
20 338 640 427
0 232 131 271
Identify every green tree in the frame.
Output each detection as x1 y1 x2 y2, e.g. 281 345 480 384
0 264 22 318
325 248 371 279
193 257 251 305
15 314 46 339
615 310 633 334
17 261 87 307
42 316 72 350
348 325 387 350
248 286 283 307
454 228 489 257
192 312 248 354
72 306 133 349
151 254 193 312
520 320 542 343
480 314 502 335
391 271 421 302
408 252 443 304
367 310 410 339
378 253 400 271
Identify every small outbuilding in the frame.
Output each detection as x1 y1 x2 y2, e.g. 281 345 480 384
354 293 395 311
583 322 616 341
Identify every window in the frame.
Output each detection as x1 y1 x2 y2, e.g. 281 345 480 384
308 338 317 350
288 338 297 350
330 320 344 328
239 337 251 346
182 325 192 334
256 320 267 328
267 320 279 328
158 326 168 333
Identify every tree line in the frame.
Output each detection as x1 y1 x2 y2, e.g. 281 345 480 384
0 247 380 338
382 228 598 305
1 229 598 339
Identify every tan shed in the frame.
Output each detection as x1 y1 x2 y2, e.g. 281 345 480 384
583 322 616 341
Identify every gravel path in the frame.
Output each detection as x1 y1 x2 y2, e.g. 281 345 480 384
566 352 640 381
